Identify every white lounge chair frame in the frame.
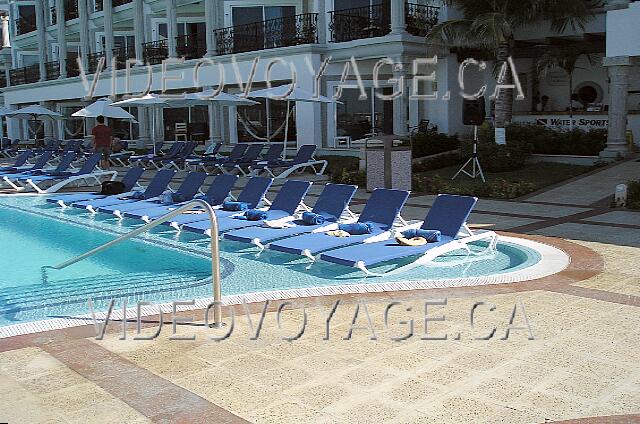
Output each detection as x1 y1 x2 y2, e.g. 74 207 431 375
24 170 118 194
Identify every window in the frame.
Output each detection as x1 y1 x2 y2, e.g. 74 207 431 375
231 6 295 26
335 86 393 142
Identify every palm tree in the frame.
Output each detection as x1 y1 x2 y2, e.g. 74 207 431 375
427 0 601 139
535 47 596 130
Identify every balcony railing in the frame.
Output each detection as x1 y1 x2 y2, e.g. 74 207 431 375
406 3 439 37
50 0 79 24
95 0 132 12
329 5 390 42
176 33 206 60
45 61 60 80
213 13 318 56
113 46 137 69
0 75 7 88
14 17 37 35
87 51 106 73
9 64 40 85
142 39 168 65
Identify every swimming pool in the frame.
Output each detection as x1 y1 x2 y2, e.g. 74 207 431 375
0 196 566 332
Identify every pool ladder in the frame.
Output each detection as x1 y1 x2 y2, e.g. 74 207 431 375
41 199 224 327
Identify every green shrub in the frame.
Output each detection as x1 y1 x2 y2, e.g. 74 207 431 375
412 151 462 173
412 175 536 199
320 155 360 177
460 137 532 172
495 124 606 156
627 180 640 209
332 169 366 186
411 132 460 158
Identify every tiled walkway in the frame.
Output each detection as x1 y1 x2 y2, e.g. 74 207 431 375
1 159 639 423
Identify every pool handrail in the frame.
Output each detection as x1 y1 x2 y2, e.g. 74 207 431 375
42 199 225 327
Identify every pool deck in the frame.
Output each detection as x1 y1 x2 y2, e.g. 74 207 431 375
1 158 639 423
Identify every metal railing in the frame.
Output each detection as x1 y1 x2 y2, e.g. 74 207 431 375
113 45 137 69
213 13 318 56
142 39 168 65
95 0 132 12
329 4 390 42
176 33 206 60
42 199 224 327
9 64 40 85
87 51 106 73
0 75 6 88
406 3 439 37
45 60 60 80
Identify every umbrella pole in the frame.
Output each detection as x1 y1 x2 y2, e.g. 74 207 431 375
266 98 271 141
283 100 290 159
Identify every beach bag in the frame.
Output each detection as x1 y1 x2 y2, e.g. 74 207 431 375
100 181 126 195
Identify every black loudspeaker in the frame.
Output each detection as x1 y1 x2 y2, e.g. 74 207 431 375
462 97 486 126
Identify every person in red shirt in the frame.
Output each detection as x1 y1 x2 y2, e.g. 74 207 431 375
92 115 112 169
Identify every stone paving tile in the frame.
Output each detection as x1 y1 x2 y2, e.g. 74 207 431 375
533 223 640 247
583 210 640 226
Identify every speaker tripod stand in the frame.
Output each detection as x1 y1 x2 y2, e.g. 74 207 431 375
453 125 486 183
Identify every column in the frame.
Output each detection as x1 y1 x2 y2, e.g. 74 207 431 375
78 0 90 70
204 0 217 57
167 0 178 58
208 103 223 143
137 107 150 148
56 0 68 78
313 0 327 44
133 0 145 64
390 0 406 35
601 56 632 159
35 0 47 82
295 56 323 149
1 15 10 48
393 63 408 136
103 0 114 67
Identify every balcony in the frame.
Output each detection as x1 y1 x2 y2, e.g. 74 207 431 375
113 46 137 69
94 0 132 12
406 3 439 37
45 61 60 80
142 40 168 65
87 52 106 73
176 33 206 60
329 5 390 42
9 64 40 85
213 13 318 56
14 17 37 35
50 0 79 25
0 75 7 88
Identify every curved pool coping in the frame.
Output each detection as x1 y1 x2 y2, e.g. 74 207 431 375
0 234 573 339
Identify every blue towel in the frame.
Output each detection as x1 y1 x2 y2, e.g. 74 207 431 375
222 201 250 212
338 222 373 235
402 228 442 242
171 192 188 203
244 209 268 221
161 192 174 205
130 190 145 200
301 212 325 226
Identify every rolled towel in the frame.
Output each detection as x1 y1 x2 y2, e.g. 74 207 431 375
130 190 145 200
161 192 174 205
402 228 441 243
244 209 268 221
301 211 325 226
222 201 250 212
338 222 374 235
171 192 188 203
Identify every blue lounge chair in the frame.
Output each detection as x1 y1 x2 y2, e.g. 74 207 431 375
160 141 198 171
0 151 54 178
183 180 312 235
125 142 166 165
189 144 249 172
228 144 284 176
319 194 498 275
102 171 207 217
124 174 239 222
1 139 20 158
167 176 273 231
268 188 409 261
217 144 265 175
131 142 184 168
250 145 328 179
22 153 117 194
71 169 176 213
0 149 32 172
224 183 357 249
46 167 145 206
1 152 76 190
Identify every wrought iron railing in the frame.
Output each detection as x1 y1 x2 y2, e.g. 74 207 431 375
14 17 37 35
67 59 81 77
0 75 7 88
329 5 390 42
213 13 318 56
95 0 132 12
9 64 40 85
406 3 439 37
113 0 132 7
50 0 79 24
87 51 106 73
94 0 102 12
142 39 168 65
176 33 206 60
113 45 137 69
45 61 60 80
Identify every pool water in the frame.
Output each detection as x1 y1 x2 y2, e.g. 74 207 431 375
0 197 541 326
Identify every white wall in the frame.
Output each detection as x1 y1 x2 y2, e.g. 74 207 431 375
606 1 640 57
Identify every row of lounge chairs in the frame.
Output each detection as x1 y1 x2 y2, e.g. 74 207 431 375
46 171 498 275
0 151 117 193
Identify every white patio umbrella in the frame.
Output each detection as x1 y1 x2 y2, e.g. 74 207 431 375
247 85 338 157
72 98 137 120
112 94 172 154
6 105 64 146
